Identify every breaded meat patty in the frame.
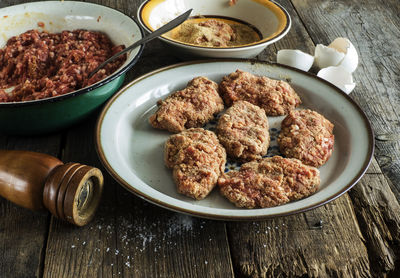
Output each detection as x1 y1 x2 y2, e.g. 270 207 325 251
278 109 334 167
216 100 270 161
219 70 301 116
150 77 224 133
218 156 320 208
165 128 227 200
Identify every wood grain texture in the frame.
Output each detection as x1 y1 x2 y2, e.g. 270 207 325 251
43 113 234 277
0 135 62 278
40 114 122 277
290 0 400 198
110 185 234 278
349 158 400 276
227 195 371 278
286 2 400 276
1 0 400 277
43 117 123 277
257 0 316 62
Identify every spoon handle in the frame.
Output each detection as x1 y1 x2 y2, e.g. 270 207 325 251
88 9 193 78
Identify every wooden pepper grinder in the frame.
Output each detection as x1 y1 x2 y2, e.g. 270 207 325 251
0 150 104 226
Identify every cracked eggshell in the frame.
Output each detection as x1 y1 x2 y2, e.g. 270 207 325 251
329 38 358 73
317 66 356 94
314 37 358 72
314 44 345 69
277 49 314 71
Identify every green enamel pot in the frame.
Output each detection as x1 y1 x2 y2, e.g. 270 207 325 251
0 1 144 135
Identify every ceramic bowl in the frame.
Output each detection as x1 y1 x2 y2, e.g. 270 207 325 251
0 1 144 135
137 0 291 59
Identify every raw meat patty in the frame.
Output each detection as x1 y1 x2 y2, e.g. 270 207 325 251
216 100 269 161
218 156 320 208
165 128 227 200
219 70 301 116
149 76 224 133
278 109 334 167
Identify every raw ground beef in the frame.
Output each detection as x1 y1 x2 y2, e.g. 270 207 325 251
0 29 126 102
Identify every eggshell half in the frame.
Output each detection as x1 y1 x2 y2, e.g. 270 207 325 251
314 44 345 69
277 49 314 71
314 37 358 73
317 66 356 94
329 38 358 73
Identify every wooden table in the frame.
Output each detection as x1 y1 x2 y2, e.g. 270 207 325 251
1 0 400 277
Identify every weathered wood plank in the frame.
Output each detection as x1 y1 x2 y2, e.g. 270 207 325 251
257 0 316 62
111 186 234 278
0 1 18 8
227 195 371 278
0 134 62 278
348 158 400 277
291 0 400 201
43 116 120 278
0 198 48 278
287 1 400 276
45 180 235 277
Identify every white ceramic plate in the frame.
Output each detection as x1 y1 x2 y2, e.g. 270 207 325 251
96 60 374 220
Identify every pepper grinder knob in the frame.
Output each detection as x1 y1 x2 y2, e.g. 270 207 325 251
43 163 104 226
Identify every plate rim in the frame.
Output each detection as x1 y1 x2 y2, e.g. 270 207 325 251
95 59 375 220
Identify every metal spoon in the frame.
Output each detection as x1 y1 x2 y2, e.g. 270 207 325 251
88 9 193 79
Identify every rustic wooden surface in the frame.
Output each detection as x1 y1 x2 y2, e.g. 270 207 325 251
0 0 399 277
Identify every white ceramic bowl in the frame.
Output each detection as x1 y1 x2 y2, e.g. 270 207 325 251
137 0 291 58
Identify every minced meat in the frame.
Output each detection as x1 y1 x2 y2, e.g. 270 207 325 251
219 70 301 116
0 29 126 102
216 100 270 161
149 76 224 133
165 128 227 200
218 156 320 208
278 109 335 167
